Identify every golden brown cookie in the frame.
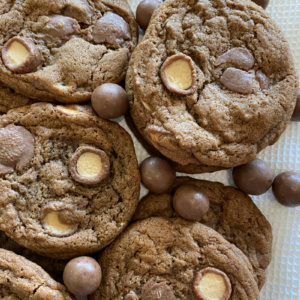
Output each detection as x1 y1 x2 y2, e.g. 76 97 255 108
89 217 260 300
0 103 140 259
0 0 138 103
126 0 298 169
0 249 74 299
132 177 272 290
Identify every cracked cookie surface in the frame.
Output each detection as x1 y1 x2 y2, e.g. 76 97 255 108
126 0 298 168
132 177 272 290
89 217 260 300
0 102 140 259
0 248 74 299
0 0 138 103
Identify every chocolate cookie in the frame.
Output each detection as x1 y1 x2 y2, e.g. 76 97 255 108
126 0 298 169
89 217 260 299
132 177 272 290
0 102 140 259
0 248 74 299
0 230 68 282
0 0 138 103
0 84 33 114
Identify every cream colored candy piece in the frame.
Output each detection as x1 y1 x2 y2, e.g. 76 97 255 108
7 41 30 65
57 105 86 115
164 59 193 90
77 152 102 177
199 272 226 299
44 211 73 234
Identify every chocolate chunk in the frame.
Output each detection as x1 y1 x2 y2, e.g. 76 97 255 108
69 146 110 185
140 157 176 194
256 70 269 90
215 48 255 71
92 12 131 46
251 0 270 9
194 267 232 300
63 256 102 296
0 124 34 175
172 184 210 221
136 0 160 31
291 89 300 121
42 15 80 40
272 171 300 207
2 37 42 73
91 83 129 119
220 67 255 94
141 278 176 300
232 158 275 195
161 53 197 95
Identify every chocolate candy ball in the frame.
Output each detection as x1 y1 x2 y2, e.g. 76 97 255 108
232 158 275 195
172 184 210 221
91 83 129 119
63 256 102 296
136 0 160 31
251 0 270 9
291 89 300 121
272 171 300 207
140 157 176 194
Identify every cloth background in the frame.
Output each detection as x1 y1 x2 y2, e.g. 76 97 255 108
78 0 300 299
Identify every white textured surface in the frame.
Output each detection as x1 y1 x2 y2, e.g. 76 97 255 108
79 0 300 299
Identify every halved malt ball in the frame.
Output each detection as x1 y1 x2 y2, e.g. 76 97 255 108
42 205 78 237
194 267 232 300
69 146 110 185
161 53 196 95
2 37 42 73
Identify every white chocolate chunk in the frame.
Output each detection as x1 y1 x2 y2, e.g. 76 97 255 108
7 41 29 65
199 272 226 299
77 152 102 177
164 59 192 90
44 211 73 234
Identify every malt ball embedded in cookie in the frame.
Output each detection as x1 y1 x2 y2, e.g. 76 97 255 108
193 267 232 300
136 0 160 31
91 83 129 119
63 256 102 296
160 53 197 95
140 157 176 193
69 145 110 185
172 184 210 221
251 0 270 9
232 158 275 195
2 37 42 74
272 171 300 207
291 89 300 121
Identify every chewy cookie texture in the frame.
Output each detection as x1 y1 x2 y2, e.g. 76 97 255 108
0 248 74 299
90 217 260 300
127 0 298 169
0 0 138 103
133 177 272 290
0 103 140 259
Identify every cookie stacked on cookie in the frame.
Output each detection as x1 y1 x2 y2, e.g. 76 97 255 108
127 0 298 173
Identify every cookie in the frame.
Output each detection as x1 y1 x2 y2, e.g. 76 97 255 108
0 102 140 259
132 177 272 290
0 84 34 115
0 230 68 282
0 248 74 299
89 217 260 299
0 0 138 103
126 0 298 169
